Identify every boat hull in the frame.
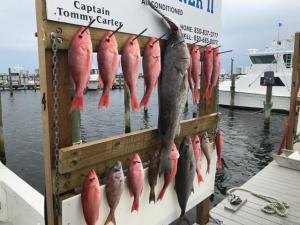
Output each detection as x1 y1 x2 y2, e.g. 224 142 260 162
219 90 290 112
87 81 99 90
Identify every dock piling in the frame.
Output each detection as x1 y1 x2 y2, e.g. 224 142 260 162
0 90 6 164
124 85 131 133
230 58 235 108
264 85 273 126
8 68 13 96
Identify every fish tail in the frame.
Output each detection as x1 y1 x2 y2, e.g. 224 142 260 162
197 171 203 183
157 185 167 201
149 188 156 204
104 210 116 225
192 89 200 102
204 87 210 100
70 95 83 112
217 159 223 170
176 211 191 225
206 162 210 174
140 87 152 109
98 89 110 108
131 195 140 212
158 150 172 176
131 94 140 111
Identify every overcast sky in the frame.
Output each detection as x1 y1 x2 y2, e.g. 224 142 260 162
0 0 299 73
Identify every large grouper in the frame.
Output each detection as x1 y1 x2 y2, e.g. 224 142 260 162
148 2 190 176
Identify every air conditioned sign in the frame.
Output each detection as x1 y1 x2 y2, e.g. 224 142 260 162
45 0 222 45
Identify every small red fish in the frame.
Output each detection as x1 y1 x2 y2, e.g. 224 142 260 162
81 169 101 225
68 27 92 112
121 35 141 111
192 135 203 184
189 45 201 102
97 31 119 108
157 144 180 201
216 129 223 170
209 47 221 98
127 153 144 212
203 45 213 100
140 37 161 109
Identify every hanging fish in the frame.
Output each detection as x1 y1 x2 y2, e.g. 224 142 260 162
175 136 196 224
216 129 224 170
121 35 141 111
148 2 189 176
81 169 101 225
203 45 213 100
157 144 180 201
209 47 221 98
68 26 92 112
140 37 161 109
201 132 211 174
127 153 144 212
189 44 201 102
104 161 124 225
97 31 119 108
148 151 160 203
192 135 204 184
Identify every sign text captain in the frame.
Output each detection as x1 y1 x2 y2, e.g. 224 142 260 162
179 0 215 13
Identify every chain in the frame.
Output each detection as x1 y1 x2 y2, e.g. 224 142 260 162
50 32 61 215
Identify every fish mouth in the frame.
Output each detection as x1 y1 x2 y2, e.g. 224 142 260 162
148 1 179 31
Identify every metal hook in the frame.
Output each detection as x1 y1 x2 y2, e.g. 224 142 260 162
218 50 233 55
151 32 168 46
106 24 124 41
192 40 202 45
131 28 148 44
212 45 222 50
202 43 211 48
172 40 185 48
79 19 96 38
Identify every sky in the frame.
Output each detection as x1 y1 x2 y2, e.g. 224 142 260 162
0 0 299 73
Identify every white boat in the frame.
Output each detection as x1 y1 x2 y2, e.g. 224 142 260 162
219 36 294 112
87 68 99 90
0 162 44 225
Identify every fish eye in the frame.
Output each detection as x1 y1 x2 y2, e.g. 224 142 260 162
89 177 96 181
196 140 200 144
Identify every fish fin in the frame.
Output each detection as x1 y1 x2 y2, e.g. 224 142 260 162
104 210 116 225
98 89 110 108
192 89 200 102
139 87 152 109
176 211 191 225
131 195 139 212
158 151 172 176
157 185 167 201
149 189 156 204
197 172 204 183
131 94 140 111
70 95 83 112
217 159 223 170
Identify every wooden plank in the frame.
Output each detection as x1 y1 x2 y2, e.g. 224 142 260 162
59 113 219 174
57 114 219 194
210 211 242 225
287 32 300 149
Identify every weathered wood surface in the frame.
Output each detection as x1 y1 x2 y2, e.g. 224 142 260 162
287 32 300 149
210 161 300 225
57 113 219 194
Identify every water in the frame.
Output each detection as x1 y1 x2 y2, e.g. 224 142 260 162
1 82 286 210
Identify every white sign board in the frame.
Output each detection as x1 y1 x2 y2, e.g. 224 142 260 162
45 0 222 45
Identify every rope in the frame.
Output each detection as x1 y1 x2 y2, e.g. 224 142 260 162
227 187 289 217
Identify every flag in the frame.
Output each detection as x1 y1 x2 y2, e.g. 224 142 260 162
279 22 283 27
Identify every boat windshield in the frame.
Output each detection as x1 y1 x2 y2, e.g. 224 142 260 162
283 54 292 68
90 69 98 74
250 55 276 64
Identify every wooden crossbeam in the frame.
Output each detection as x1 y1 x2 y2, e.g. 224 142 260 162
57 113 219 194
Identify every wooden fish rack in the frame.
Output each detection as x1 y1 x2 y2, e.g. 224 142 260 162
36 0 220 224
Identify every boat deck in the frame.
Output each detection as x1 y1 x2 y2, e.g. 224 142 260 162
209 161 300 225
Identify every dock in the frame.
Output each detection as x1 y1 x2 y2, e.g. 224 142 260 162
209 160 300 225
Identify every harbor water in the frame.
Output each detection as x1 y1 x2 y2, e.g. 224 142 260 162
1 80 286 210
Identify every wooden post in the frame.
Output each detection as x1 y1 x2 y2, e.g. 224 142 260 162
8 68 13 96
264 86 273 126
0 90 6 164
287 32 300 149
230 58 235 107
197 197 210 225
124 85 131 133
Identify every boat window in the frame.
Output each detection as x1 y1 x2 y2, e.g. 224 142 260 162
250 55 276 64
90 69 98 74
283 54 292 68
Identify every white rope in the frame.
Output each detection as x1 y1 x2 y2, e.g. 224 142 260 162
227 187 289 217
